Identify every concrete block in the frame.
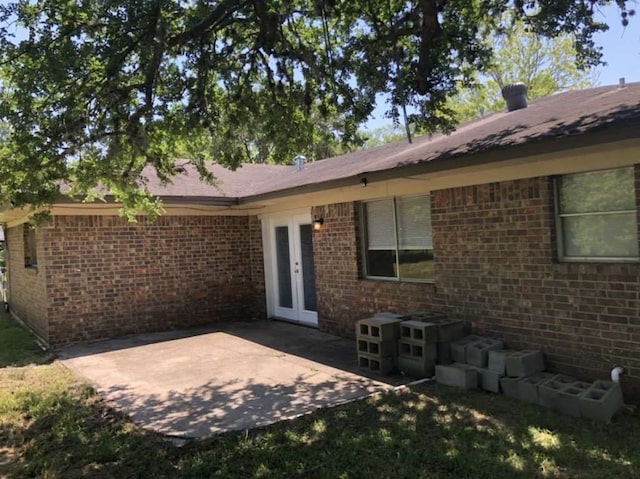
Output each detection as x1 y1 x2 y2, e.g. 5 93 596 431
516 372 554 404
429 319 466 342
406 311 448 322
488 350 513 375
357 316 402 341
538 375 576 410
555 382 590 418
398 355 436 379
398 340 437 361
435 363 478 389
357 352 395 375
436 342 452 365
357 338 397 357
450 335 483 363
580 380 624 422
465 338 504 368
505 350 545 378
399 320 439 344
499 376 520 399
471 366 502 393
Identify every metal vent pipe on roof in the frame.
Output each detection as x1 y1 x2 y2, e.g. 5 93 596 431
501 83 528 112
294 155 306 171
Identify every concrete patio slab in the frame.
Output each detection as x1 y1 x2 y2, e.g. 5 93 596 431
58 320 406 438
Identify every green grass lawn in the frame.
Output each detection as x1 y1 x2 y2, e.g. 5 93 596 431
1 314 639 478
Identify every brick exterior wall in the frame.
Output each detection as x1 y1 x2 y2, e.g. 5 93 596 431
7 215 265 346
311 166 640 399
311 202 436 338
6 225 50 342
432 171 640 398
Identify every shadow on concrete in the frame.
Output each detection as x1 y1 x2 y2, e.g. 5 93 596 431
59 320 410 438
101 372 385 438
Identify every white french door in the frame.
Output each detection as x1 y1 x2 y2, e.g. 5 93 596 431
265 213 318 327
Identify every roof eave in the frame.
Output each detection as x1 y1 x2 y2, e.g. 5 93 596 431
54 194 239 207
238 122 640 205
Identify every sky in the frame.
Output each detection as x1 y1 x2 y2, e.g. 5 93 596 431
365 3 640 130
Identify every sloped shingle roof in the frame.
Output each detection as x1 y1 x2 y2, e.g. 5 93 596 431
142 82 640 201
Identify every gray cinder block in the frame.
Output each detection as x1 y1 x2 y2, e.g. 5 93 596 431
357 338 397 357
488 350 514 375
357 316 402 341
399 320 439 344
499 376 520 399
505 350 545 378
398 355 436 379
538 375 576 410
517 372 554 404
471 366 502 393
435 363 478 389
450 335 483 363
436 341 452 365
358 353 395 375
555 382 590 418
466 338 504 368
580 380 624 422
398 340 437 361
374 312 410 320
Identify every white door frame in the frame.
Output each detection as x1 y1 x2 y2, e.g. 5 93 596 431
262 210 318 327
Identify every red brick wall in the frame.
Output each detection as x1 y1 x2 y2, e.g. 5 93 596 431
312 167 640 399
311 202 436 338
41 215 264 346
6 225 50 342
431 171 640 398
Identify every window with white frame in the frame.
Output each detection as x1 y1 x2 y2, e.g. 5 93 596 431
555 166 639 261
362 195 434 281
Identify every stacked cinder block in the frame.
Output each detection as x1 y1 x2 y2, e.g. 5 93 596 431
538 375 591 417
429 318 466 365
435 363 478 389
517 372 555 404
579 380 624 422
356 316 402 375
465 338 504 392
397 320 439 378
536 375 624 421
430 328 624 421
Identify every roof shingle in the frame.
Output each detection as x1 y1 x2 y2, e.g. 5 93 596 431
142 82 640 200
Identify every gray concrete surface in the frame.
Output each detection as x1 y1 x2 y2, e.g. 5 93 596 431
58 320 406 438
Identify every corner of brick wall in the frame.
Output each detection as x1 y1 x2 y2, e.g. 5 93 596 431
5 225 50 343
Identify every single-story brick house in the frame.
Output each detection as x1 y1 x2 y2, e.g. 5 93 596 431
2 83 640 398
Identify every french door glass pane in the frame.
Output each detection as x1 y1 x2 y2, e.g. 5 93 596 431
275 226 293 308
299 224 317 312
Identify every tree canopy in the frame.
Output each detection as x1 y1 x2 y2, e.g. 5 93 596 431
0 0 635 217
447 15 597 123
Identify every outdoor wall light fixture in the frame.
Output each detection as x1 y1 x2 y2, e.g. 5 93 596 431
313 216 324 231
360 177 368 187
